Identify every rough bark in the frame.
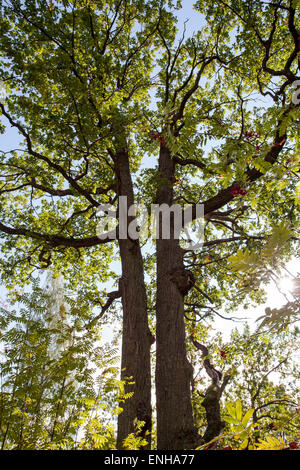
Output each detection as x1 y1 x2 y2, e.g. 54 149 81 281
201 384 225 444
115 149 154 449
155 146 199 450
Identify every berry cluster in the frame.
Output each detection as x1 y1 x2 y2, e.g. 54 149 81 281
220 350 227 359
230 185 247 197
289 441 299 449
244 130 261 150
244 130 260 139
150 132 166 147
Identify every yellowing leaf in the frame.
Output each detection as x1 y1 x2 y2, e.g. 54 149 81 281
236 400 242 421
242 408 255 427
256 435 286 450
226 402 237 418
224 416 240 425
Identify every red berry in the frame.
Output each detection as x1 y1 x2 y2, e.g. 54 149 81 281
231 185 241 196
150 132 166 147
222 446 232 450
220 350 227 358
231 185 247 197
150 132 159 140
289 441 299 449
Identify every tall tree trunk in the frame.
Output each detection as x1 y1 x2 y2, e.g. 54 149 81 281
155 146 199 450
115 149 154 449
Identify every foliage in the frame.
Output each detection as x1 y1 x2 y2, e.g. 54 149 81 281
121 419 150 450
0 0 299 450
256 299 300 331
190 322 300 450
0 275 120 449
255 435 287 450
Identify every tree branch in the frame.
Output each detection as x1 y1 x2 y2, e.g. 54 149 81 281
0 220 115 248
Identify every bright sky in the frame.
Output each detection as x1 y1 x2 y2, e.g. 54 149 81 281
213 257 300 340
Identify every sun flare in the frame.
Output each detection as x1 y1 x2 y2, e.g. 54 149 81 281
278 276 295 295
